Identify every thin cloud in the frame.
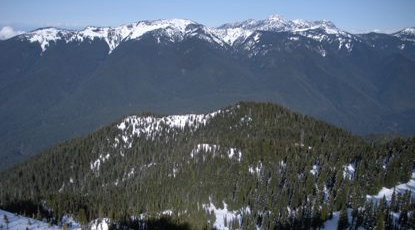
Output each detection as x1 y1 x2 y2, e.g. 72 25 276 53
0 26 25 40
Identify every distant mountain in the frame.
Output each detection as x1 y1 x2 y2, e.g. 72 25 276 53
1 102 414 229
0 15 414 169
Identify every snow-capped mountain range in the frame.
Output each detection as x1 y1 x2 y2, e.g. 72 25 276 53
16 15 415 54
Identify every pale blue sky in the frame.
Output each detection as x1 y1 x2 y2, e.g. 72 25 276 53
0 0 414 33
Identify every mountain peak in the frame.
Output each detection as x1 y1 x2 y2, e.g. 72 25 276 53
399 27 415 35
393 27 415 41
266 14 286 22
20 27 72 52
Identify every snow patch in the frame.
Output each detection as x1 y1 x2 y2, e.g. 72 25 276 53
190 144 242 162
22 28 71 52
90 153 110 172
342 163 355 180
190 143 220 159
117 110 219 149
90 218 110 230
249 162 263 176
214 27 253 45
322 209 353 230
318 46 327 57
161 210 173 216
62 215 82 229
203 202 250 230
393 27 415 42
366 171 415 202
227 148 242 162
310 164 319 176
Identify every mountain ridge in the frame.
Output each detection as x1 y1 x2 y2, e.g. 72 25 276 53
11 15 413 54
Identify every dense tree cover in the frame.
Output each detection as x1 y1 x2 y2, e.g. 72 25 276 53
0 102 414 229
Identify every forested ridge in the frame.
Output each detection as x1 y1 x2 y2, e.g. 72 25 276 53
0 102 414 229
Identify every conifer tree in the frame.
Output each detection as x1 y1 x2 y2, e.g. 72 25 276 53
337 206 349 230
374 211 385 230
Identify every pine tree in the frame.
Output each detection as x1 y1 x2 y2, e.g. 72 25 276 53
321 203 329 222
374 211 385 230
338 207 349 230
398 210 408 229
311 203 321 229
390 188 397 212
78 208 88 225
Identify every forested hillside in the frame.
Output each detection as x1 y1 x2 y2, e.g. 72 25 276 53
0 102 414 229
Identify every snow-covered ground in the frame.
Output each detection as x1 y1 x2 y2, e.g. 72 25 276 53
116 111 220 149
342 163 356 180
0 209 110 230
366 171 415 202
190 143 242 162
321 170 415 229
0 209 65 230
248 162 263 176
321 209 365 230
90 218 110 230
203 202 250 230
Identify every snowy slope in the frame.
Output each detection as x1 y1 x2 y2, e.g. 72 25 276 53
366 171 415 202
214 14 357 51
0 209 113 230
86 111 221 174
18 18 223 54
20 27 73 52
393 27 415 42
0 209 65 230
320 170 415 229
115 110 220 148
203 201 250 230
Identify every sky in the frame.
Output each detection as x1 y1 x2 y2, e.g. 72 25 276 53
0 0 414 39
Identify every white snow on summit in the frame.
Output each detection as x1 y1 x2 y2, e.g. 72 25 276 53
116 111 220 148
393 27 415 42
18 15 362 54
214 27 253 45
20 19 200 53
213 14 352 48
21 27 72 52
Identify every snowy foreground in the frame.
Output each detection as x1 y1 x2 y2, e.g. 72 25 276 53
1 172 414 230
0 207 359 230
0 208 63 230
0 209 108 230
